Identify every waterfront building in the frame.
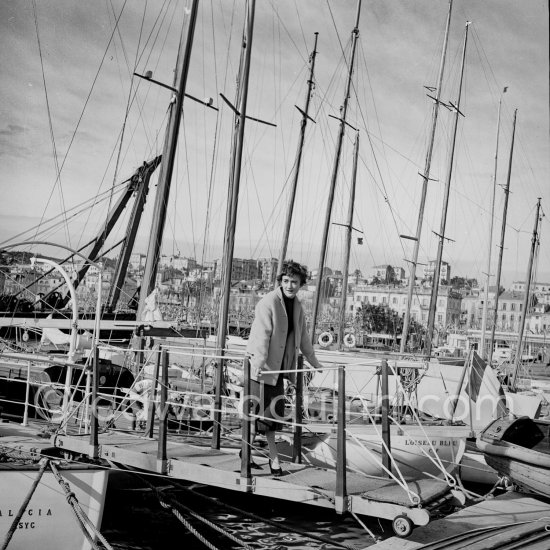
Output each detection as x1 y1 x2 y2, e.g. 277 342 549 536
393 267 406 282
423 260 451 284
511 280 550 307
527 308 550 335
511 280 550 294
213 257 260 282
370 265 395 283
258 257 278 287
3 268 52 300
459 286 499 329
495 291 525 333
159 255 197 272
130 253 146 271
352 284 462 329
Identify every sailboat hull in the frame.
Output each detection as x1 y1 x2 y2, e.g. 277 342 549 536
477 416 550 498
290 425 465 478
483 453 550 497
0 465 109 550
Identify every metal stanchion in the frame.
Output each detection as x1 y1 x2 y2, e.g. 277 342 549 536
146 346 162 438
292 355 304 463
90 346 99 457
21 360 31 427
157 348 168 473
381 359 391 476
240 356 252 483
335 365 347 513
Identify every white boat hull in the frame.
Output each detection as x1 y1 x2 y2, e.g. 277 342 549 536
0 465 109 550
297 425 466 478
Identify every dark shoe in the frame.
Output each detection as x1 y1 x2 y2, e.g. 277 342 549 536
269 459 283 477
239 449 262 469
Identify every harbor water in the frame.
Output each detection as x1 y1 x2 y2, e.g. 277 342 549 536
101 472 386 549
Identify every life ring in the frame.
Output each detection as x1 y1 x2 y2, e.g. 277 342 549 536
343 333 356 348
318 331 333 348
22 331 29 342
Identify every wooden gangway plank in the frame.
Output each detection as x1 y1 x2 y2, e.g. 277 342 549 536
53 429 454 528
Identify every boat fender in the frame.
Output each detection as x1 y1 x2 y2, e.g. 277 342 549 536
22 330 29 342
343 333 356 348
318 332 333 348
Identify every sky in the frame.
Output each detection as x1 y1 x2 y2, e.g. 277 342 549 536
1 0 549 290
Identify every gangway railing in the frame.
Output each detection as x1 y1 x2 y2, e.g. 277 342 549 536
79 342 465 510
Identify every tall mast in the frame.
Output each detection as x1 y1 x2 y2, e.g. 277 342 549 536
310 0 361 342
400 0 453 353
137 1 199 317
479 89 506 359
488 109 517 358
276 33 319 280
425 21 470 357
510 198 542 390
337 131 360 350
212 0 256 449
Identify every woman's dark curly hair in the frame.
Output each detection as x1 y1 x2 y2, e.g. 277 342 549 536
276 260 308 286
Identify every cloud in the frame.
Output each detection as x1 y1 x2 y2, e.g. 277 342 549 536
0 124 26 137
0 125 32 158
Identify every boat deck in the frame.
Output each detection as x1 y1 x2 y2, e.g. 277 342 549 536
48 428 455 527
0 421 58 457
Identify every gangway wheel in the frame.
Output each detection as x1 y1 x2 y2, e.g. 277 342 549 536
392 514 413 537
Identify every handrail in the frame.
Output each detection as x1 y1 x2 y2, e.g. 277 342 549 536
0 351 88 369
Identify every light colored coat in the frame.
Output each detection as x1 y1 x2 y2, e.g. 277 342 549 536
246 287 322 385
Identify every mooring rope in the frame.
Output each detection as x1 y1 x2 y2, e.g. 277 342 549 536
137 475 254 550
49 461 113 550
159 500 222 550
184 484 362 549
0 458 49 550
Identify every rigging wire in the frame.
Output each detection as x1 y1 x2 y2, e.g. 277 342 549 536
101 0 148 241
0 181 128 248
48 0 131 239
31 0 71 251
266 0 309 64
240 4 324 259
195 0 236 322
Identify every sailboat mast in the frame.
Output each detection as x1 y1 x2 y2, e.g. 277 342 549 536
276 33 319 280
212 0 256 449
337 131 360 350
488 109 517 359
310 0 361 343
510 198 542 390
425 21 470 357
479 89 506 359
137 1 199 317
400 0 453 353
